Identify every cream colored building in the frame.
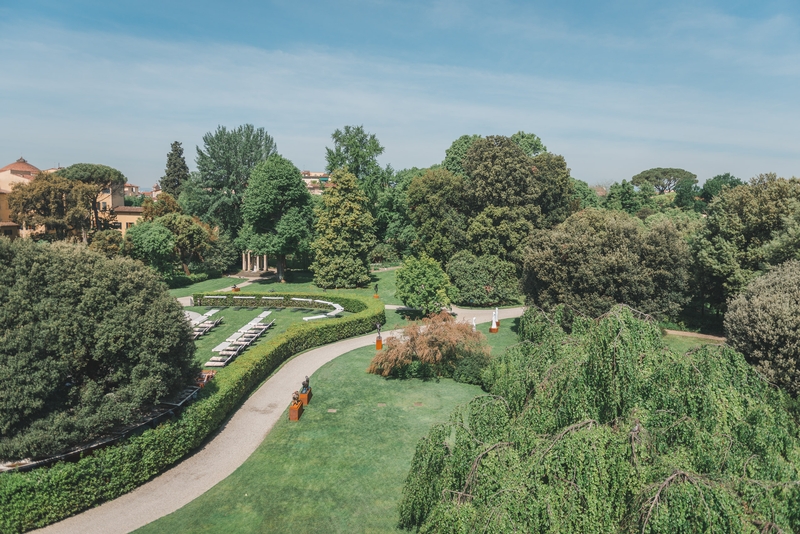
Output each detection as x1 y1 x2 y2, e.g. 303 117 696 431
112 206 144 237
0 158 41 238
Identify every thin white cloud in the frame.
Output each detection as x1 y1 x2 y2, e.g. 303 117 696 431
0 22 798 187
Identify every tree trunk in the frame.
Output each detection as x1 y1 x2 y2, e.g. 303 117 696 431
277 254 286 282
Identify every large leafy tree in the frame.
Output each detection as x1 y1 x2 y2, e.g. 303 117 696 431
374 167 421 258
156 213 211 276
239 155 314 281
324 125 388 206
8 172 96 240
465 205 533 265
725 260 800 397
395 254 452 315
159 141 190 197
124 221 177 275
141 192 183 221
407 168 469 265
182 124 277 238
446 251 520 306
524 208 691 318
57 163 126 231
530 152 575 227
0 239 196 460
631 167 696 194
310 169 376 288
462 135 539 217
692 173 800 312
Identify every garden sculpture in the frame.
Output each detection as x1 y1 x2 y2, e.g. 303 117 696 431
301 376 310 393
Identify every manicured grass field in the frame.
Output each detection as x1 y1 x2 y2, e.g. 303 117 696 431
245 269 402 305
186 306 326 367
168 276 240 298
137 318 518 534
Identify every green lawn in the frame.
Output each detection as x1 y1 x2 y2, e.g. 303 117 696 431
137 346 484 534
168 277 241 298
663 333 724 354
137 311 517 534
186 306 327 367
243 269 402 305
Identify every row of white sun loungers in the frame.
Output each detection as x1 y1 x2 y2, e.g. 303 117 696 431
192 309 223 340
204 316 275 368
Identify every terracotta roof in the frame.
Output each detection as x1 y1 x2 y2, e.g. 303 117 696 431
0 157 40 175
0 221 20 227
112 206 144 214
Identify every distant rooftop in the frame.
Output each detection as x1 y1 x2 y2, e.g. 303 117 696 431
0 157 40 175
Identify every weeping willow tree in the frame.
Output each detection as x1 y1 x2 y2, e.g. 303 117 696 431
398 306 800 533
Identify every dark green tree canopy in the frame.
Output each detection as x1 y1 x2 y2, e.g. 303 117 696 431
159 141 190 197
310 169 376 288
462 135 538 216
239 155 314 280
509 130 547 157
701 172 744 203
124 220 178 275
530 151 576 227
524 208 691 318
442 134 481 177
0 239 196 460
407 168 468 265
725 260 800 397
395 254 452 315
184 124 277 237
631 167 696 194
446 251 520 306
692 173 800 311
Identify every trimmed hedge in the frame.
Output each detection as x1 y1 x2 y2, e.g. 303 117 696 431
193 292 366 312
0 294 384 533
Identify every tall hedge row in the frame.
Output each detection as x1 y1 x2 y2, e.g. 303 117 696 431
0 294 384 533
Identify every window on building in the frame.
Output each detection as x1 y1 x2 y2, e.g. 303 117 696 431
102 188 111 194
101 202 107 211
3 229 12 236
126 222 134 229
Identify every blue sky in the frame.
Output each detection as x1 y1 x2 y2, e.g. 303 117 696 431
1 1 799 188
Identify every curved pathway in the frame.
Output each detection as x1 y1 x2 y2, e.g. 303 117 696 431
38 305 525 534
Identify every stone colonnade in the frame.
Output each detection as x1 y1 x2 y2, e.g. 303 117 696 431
242 251 268 272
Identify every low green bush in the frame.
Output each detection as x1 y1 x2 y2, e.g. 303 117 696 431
0 294 384 533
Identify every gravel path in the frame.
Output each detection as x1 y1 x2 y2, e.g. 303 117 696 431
37 305 525 534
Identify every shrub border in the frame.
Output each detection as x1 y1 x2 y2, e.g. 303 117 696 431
0 293 384 533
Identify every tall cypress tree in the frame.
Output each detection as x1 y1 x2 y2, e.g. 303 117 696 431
160 141 190 197
311 169 376 288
